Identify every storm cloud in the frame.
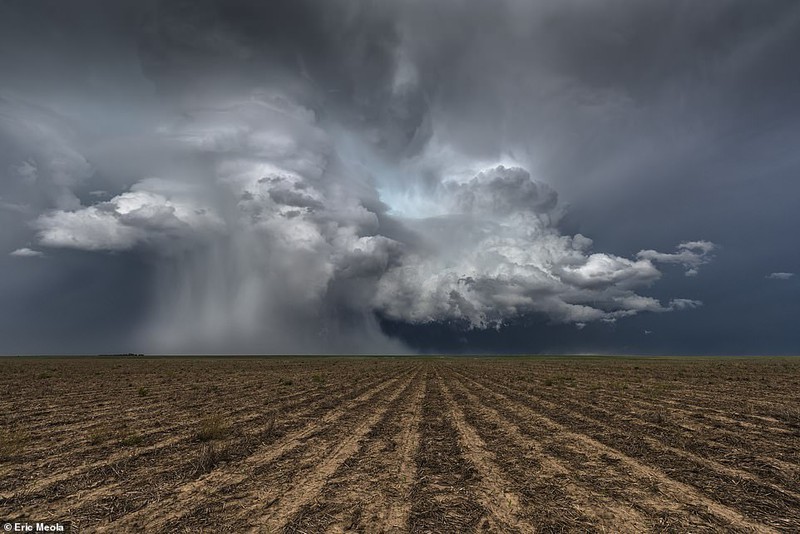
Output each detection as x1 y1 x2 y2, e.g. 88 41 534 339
1 0 798 354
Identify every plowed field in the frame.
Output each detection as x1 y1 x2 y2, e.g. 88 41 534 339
1 357 799 532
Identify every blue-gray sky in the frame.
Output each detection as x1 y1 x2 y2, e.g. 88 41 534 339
1 0 798 355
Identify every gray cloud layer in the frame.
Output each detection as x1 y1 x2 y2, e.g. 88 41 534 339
2 0 798 354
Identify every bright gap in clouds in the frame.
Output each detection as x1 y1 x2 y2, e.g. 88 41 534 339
378 186 443 220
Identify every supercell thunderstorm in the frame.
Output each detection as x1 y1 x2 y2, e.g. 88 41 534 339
0 0 722 353
27 92 712 353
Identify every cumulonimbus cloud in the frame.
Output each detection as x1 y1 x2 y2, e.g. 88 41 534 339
3 0 798 355
29 93 713 351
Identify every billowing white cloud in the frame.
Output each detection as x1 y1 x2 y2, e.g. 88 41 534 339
9 247 43 258
446 166 559 217
374 165 707 327
35 184 224 252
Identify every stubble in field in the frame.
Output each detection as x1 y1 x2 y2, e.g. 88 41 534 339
1 356 799 532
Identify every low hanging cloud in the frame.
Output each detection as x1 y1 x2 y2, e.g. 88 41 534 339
9 247 44 258
637 241 716 277
766 272 794 280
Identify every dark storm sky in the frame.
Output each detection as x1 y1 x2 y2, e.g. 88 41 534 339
1 0 798 355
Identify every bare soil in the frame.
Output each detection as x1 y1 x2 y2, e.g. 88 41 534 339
1 356 799 532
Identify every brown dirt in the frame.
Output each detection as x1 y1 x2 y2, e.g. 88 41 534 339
1 356 799 532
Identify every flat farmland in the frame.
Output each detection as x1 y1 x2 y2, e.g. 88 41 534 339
1 357 800 533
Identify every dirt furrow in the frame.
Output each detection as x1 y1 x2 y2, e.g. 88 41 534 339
6 371 395 527
468 371 800 530
628 391 795 436
455 370 780 533
445 370 691 532
274 370 425 533
282 370 426 533
587 389 800 457
1 371 382 505
436 373 547 533
3 358 798 533
533 386 800 493
161 368 419 533
408 373 487 533
0 381 334 496
2 363 272 421
486 372 800 486
0 362 372 483
382 374 425 534
1 368 406 529
94 368 413 533
612 384 800 429
6 388 278 466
